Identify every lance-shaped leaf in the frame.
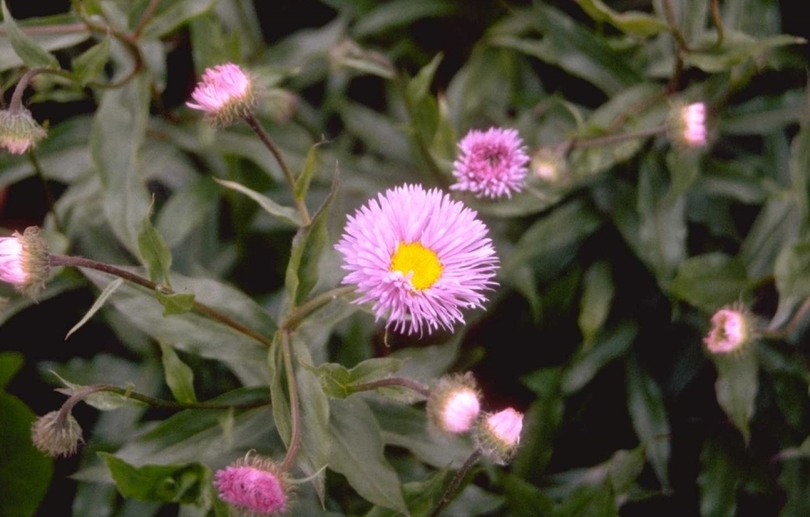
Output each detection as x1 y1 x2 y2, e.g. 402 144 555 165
139 0 219 40
138 199 173 287
285 171 338 307
561 322 637 395
214 178 301 227
294 140 324 200
575 0 669 37
698 439 738 517
71 37 110 86
65 278 124 340
308 357 408 399
1 0 59 69
669 253 750 313
626 356 670 488
578 261 614 345
99 453 210 505
714 354 759 444
159 342 197 404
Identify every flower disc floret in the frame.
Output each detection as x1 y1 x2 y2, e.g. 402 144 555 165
451 127 529 199
335 184 499 335
187 63 254 126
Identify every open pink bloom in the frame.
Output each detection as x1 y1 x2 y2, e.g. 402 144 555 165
681 102 707 147
0 234 27 285
187 63 253 125
451 127 529 199
215 459 289 516
704 308 749 354
335 184 498 335
486 408 523 446
441 389 481 433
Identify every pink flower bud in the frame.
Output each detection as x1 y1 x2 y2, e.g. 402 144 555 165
474 407 524 465
0 227 49 296
427 373 481 434
31 410 84 457
0 108 47 154
681 102 707 147
187 63 255 127
215 454 291 515
704 307 752 354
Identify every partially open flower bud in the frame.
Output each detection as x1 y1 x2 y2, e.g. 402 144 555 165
668 101 708 149
427 373 481 434
187 63 255 127
0 108 47 154
473 407 523 465
31 410 84 457
0 226 50 297
704 307 753 354
214 453 293 516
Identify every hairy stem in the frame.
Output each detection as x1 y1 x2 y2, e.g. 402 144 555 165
428 450 482 517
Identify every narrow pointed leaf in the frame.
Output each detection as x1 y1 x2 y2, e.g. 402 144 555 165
214 178 301 226
65 278 124 340
1 0 59 68
159 342 197 404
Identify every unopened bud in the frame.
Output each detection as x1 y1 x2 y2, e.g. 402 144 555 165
187 63 255 127
31 410 83 457
214 453 293 515
0 108 47 154
427 373 481 434
0 226 50 297
473 407 523 465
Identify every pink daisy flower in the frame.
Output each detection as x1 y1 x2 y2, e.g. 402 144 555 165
450 127 530 199
335 184 499 335
214 455 290 516
187 63 254 126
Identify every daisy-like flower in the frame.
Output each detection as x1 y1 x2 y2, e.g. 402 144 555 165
704 307 752 354
187 63 255 127
335 184 498 335
0 108 47 154
450 127 529 199
214 454 292 516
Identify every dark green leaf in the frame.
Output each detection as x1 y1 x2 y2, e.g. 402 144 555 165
0 13 89 72
740 199 800 279
778 458 810 517
578 261 614 344
138 201 173 286
366 470 452 517
1 0 59 68
71 37 110 86
684 32 805 73
285 172 338 306
99 453 210 504
214 178 302 227
554 484 619 517
0 351 23 390
789 114 810 236
155 291 196 316
512 395 563 480
626 356 670 488
773 243 810 329
91 73 152 256
607 446 646 496
406 52 442 103
159 342 197 404
561 322 637 395
575 0 669 37
294 140 324 199
714 354 759 443
698 439 738 517
353 0 456 38
310 357 407 399
669 253 750 312
501 474 554 517
140 0 219 40
0 393 53 517
329 398 408 514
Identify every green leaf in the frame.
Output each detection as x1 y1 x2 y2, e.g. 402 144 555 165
50 371 144 411
501 474 555 517
1 0 59 69
159 342 197 404
740 199 800 280
512 391 563 480
140 0 219 40
406 52 442 103
353 0 456 38
669 253 750 312
714 354 759 444
0 393 53 517
698 439 738 517
294 140 323 200
684 32 805 73
138 200 173 286
83 268 276 386
365 469 452 517
156 176 221 249
778 457 810 517
575 0 669 37
561 322 637 395
328 398 408 515
71 36 110 86
773 243 810 329
65 278 124 340
554 484 619 517
607 446 646 496
285 172 338 306
214 178 301 227
91 73 152 256
309 357 408 399
99 452 210 504
0 13 89 72
0 351 23 390
155 291 196 316
578 262 614 344
626 356 670 488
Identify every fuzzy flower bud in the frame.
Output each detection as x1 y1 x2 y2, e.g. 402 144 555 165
0 108 47 154
473 407 523 465
530 147 568 185
427 373 481 434
214 453 292 516
31 410 84 457
704 307 752 354
187 63 255 127
0 226 50 297
669 102 707 149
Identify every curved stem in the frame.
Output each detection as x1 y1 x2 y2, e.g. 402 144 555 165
279 331 301 471
63 384 271 410
428 450 482 517
243 111 311 225
48 254 274 348
351 377 430 398
132 0 163 39
282 285 356 332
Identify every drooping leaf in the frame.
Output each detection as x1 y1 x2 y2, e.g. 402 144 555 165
65 278 124 340
561 322 637 395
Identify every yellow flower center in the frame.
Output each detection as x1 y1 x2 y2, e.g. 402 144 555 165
390 242 442 291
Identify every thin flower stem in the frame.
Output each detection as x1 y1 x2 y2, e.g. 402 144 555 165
350 377 430 398
132 0 163 38
569 126 666 149
62 384 271 410
10 68 72 112
282 285 356 331
710 0 725 48
47 254 274 348
27 150 64 234
280 331 302 471
428 450 482 517
243 111 311 225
